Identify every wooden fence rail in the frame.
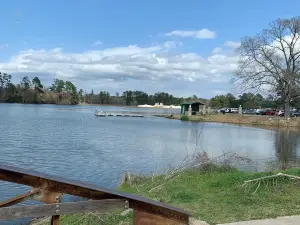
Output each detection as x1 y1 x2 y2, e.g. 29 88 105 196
0 164 190 225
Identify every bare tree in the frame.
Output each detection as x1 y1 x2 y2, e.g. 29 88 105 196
236 17 300 118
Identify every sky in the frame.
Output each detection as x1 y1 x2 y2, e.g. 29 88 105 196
0 0 299 98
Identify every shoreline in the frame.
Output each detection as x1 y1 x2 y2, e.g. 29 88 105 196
165 114 300 128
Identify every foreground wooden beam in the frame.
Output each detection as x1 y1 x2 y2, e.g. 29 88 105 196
134 210 188 225
0 199 125 220
0 164 190 224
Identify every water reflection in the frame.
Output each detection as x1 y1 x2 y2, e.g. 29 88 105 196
273 129 300 170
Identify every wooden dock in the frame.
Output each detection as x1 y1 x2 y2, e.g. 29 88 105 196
95 112 144 117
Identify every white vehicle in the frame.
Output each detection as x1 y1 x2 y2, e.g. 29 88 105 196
230 108 238 113
221 108 238 113
277 110 284 116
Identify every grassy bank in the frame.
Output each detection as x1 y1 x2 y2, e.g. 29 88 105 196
169 114 300 127
31 168 300 225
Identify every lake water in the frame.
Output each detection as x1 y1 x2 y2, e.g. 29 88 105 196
1 103 300 224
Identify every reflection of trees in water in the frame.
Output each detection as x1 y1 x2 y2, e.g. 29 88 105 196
273 129 300 170
179 123 204 154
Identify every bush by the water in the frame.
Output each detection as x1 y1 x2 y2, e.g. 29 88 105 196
180 115 189 121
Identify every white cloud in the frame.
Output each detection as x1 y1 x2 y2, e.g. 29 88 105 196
212 47 222 55
0 44 8 49
163 41 182 49
0 43 238 93
93 40 103 45
165 29 216 39
212 89 227 95
224 41 240 48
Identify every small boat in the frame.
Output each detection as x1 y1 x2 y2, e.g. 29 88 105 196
94 110 106 117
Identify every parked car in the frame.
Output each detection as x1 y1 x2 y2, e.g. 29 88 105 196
255 109 265 115
228 108 238 113
243 109 256 115
291 111 300 117
263 109 276 116
220 108 238 114
277 110 284 117
220 108 226 114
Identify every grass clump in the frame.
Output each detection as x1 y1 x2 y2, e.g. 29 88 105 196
180 115 189 121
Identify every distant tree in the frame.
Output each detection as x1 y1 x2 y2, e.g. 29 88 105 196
21 76 31 90
65 81 78 104
50 79 65 93
2 73 12 87
32 77 43 89
78 89 84 103
0 72 4 87
210 95 229 108
226 93 238 107
122 91 133 106
236 17 300 118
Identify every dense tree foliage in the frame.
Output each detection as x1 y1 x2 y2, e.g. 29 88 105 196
0 73 79 105
84 90 207 106
209 92 300 109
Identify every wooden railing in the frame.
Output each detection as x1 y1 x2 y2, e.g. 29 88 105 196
0 164 190 224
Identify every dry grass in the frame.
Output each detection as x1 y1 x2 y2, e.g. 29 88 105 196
168 114 300 127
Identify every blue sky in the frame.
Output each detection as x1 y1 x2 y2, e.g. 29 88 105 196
0 0 299 98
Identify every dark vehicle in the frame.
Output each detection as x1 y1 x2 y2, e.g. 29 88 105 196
242 109 256 115
291 111 300 117
256 109 265 115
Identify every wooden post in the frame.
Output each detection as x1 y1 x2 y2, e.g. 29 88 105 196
134 210 188 225
51 215 60 225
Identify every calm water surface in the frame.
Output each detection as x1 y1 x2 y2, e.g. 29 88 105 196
1 103 300 224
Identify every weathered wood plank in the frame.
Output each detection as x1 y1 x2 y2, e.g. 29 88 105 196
130 200 189 223
0 199 125 220
0 190 40 208
0 164 190 222
134 210 189 225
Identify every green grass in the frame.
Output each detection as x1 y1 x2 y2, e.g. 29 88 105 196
31 168 300 225
58 211 133 225
30 210 133 225
180 114 190 121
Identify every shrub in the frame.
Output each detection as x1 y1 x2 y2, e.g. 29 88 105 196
180 115 189 121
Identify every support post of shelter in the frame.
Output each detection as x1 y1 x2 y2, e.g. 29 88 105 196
188 105 192 116
238 105 242 115
207 106 211 114
202 105 206 115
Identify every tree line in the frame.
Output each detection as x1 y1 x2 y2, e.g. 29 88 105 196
0 72 208 106
84 90 206 106
0 72 80 105
209 92 294 109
